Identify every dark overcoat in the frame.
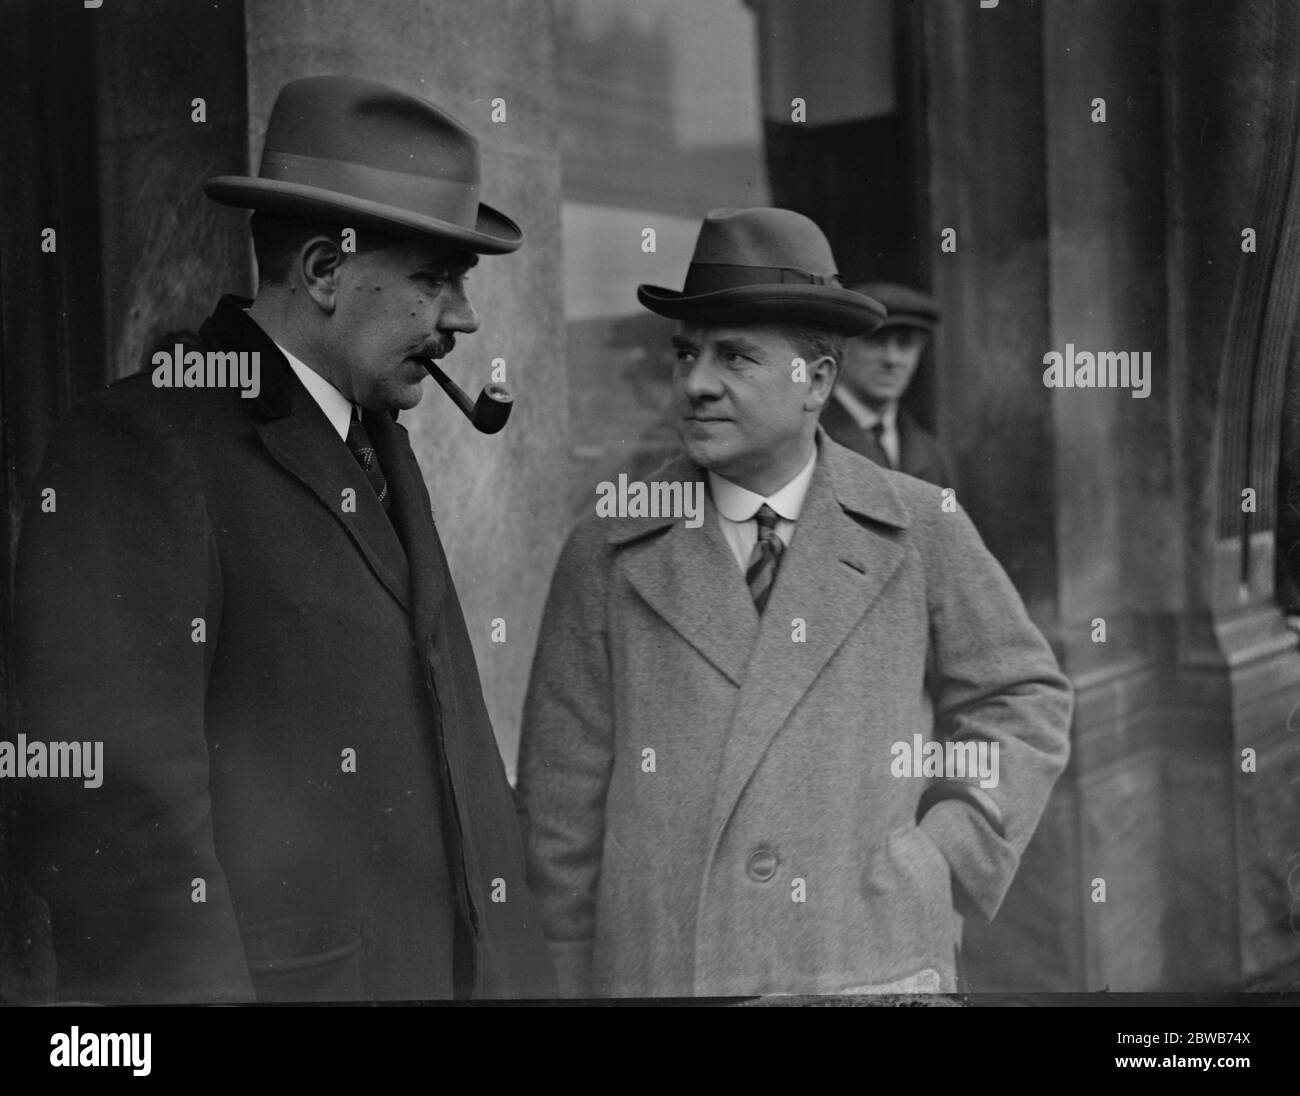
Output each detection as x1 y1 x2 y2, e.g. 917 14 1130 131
820 397 957 489
14 296 554 1003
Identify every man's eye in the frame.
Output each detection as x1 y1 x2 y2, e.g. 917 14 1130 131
723 352 747 365
675 350 696 363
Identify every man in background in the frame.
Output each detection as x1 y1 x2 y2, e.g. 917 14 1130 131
820 281 955 488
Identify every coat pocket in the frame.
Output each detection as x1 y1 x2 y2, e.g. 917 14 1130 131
241 915 368 1003
886 823 956 983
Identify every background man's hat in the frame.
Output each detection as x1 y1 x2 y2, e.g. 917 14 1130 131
637 208 885 334
851 282 941 331
205 75 521 254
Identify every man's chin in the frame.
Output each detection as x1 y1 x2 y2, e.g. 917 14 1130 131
861 380 903 403
394 384 424 412
369 381 424 415
679 432 734 472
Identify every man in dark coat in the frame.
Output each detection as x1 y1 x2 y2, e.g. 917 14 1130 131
13 76 554 1003
819 281 957 488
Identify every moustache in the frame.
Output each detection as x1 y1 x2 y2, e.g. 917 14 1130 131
415 336 456 360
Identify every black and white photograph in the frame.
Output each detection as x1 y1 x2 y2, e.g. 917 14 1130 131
0 0 1296 1070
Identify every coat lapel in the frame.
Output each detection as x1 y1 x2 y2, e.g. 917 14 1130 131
612 455 758 687
818 398 872 461
201 297 414 616
705 433 912 840
898 409 937 482
367 412 448 639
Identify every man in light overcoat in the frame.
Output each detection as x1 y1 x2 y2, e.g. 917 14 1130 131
516 207 1072 998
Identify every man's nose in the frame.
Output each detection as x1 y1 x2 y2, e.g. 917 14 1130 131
679 355 724 400
438 281 480 335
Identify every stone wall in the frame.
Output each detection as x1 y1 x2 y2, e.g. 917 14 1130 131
927 0 1300 991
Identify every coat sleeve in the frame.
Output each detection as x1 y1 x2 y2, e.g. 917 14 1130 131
515 518 615 997
915 496 1073 922
14 393 254 1003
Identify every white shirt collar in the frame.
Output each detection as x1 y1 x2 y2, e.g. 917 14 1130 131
708 445 818 524
273 340 355 442
833 386 896 433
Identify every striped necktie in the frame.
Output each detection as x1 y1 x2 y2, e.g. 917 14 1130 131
746 504 785 614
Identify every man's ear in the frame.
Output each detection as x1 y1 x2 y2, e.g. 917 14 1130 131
803 354 837 412
297 236 345 313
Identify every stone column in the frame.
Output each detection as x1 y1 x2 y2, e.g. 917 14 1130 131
1163 0 1300 990
923 0 1300 992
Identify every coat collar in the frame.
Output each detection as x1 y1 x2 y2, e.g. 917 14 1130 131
606 429 910 690
604 430 912 840
705 433 908 840
610 457 758 687
199 296 414 618
605 427 910 545
823 396 946 483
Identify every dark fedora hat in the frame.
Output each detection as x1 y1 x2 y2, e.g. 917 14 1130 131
851 282 941 331
637 208 884 334
205 75 521 254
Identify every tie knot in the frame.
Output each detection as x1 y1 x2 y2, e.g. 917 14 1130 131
754 503 780 540
346 416 372 452
345 411 390 512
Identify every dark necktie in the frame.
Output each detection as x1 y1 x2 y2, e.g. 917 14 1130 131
346 409 391 511
866 421 894 469
746 504 785 614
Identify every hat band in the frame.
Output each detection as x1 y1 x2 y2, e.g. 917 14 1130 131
258 151 480 229
681 261 843 295
879 312 936 329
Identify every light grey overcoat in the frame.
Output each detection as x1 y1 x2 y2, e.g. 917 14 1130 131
517 432 1071 997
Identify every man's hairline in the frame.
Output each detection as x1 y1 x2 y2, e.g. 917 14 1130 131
251 213 481 285
295 232 482 272
854 323 931 343
673 318 845 350
674 317 843 336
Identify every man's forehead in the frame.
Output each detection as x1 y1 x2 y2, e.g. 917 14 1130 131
859 326 927 345
409 244 478 272
370 237 479 273
675 323 781 346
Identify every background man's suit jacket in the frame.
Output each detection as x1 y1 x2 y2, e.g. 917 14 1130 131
14 296 555 1003
517 433 1071 997
820 396 956 489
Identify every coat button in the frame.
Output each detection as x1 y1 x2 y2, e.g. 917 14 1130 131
746 848 778 882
